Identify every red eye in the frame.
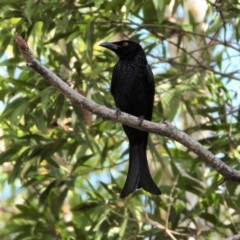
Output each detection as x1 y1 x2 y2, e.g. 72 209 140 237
122 42 129 47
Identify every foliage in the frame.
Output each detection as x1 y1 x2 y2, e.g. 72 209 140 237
0 0 240 239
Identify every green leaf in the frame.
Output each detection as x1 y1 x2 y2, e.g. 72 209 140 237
72 201 104 212
206 22 223 35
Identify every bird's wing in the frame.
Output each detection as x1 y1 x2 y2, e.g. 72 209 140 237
146 64 155 95
110 65 117 97
110 75 115 96
146 64 155 120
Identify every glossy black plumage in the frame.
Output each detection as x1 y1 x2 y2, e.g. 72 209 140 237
100 40 161 198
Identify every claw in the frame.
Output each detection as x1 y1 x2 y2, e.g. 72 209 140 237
116 108 121 118
138 115 144 126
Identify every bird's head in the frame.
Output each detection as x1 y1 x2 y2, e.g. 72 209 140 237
99 40 143 59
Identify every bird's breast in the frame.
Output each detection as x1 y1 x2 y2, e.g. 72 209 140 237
112 59 151 118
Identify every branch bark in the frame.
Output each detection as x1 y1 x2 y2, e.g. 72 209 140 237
225 234 240 240
14 33 240 183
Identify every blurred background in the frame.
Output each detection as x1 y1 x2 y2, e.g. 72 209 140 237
0 0 240 239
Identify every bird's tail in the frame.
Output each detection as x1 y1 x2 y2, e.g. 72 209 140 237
120 142 161 198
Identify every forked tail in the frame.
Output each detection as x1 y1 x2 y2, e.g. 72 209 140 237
120 142 161 198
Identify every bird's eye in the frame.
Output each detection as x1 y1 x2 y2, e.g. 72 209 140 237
122 42 129 47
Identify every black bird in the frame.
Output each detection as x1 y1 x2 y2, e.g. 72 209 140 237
99 40 161 198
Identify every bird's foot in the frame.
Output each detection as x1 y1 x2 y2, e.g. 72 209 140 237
138 115 144 126
115 108 121 118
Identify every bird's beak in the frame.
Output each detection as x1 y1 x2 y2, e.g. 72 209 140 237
99 42 121 50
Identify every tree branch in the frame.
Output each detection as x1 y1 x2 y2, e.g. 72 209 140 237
14 33 240 183
225 234 240 240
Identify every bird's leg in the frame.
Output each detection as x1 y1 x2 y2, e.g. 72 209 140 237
115 108 121 118
138 115 144 126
